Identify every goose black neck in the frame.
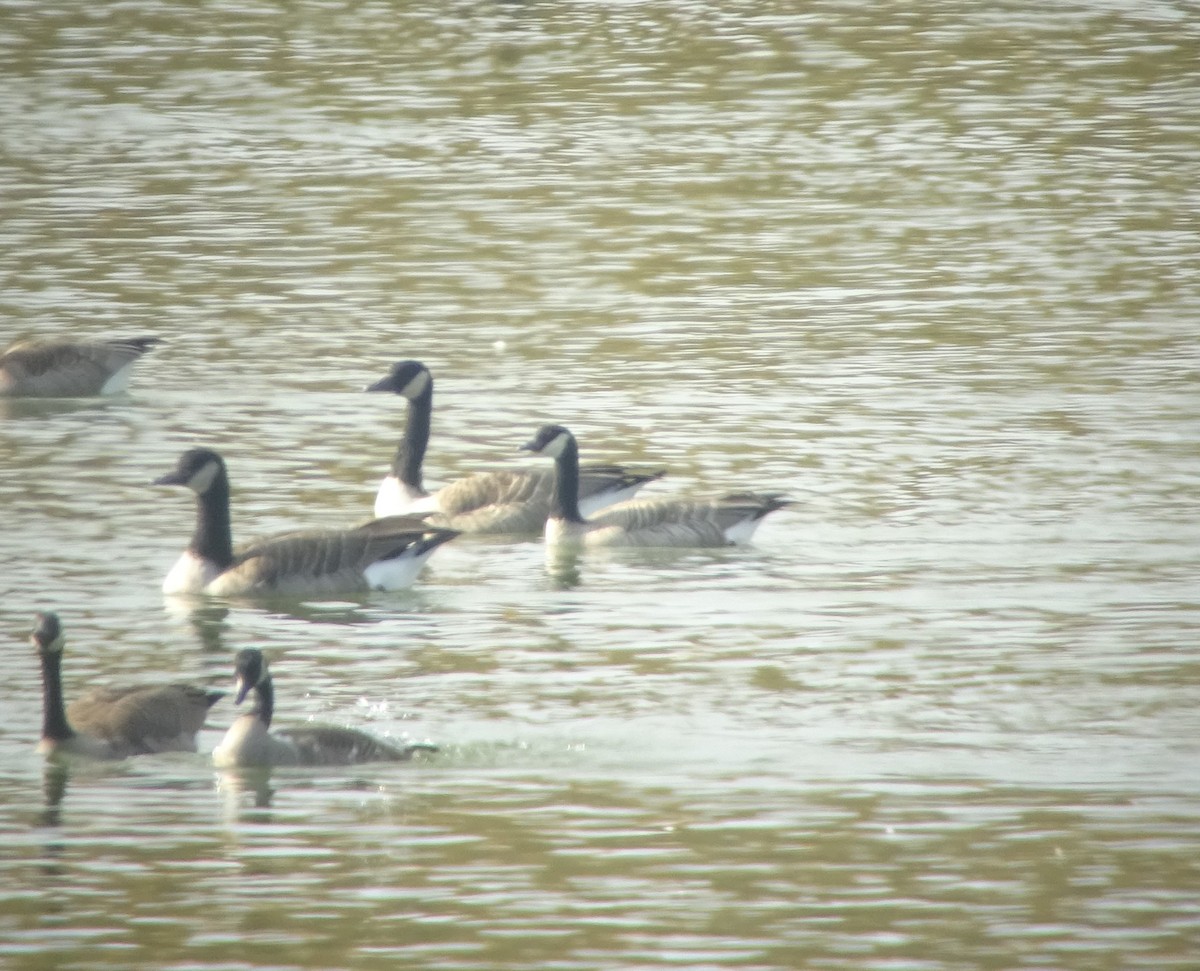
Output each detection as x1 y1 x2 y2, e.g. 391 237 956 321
550 436 586 523
192 467 234 569
254 676 275 728
392 381 432 491
39 650 74 743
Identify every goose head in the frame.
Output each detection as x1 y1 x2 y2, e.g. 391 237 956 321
153 447 226 496
232 648 269 705
365 360 432 401
521 424 576 459
31 611 64 656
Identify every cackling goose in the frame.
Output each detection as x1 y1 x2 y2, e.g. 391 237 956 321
212 649 437 768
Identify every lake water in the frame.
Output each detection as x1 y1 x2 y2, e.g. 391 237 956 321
2 1 1199 968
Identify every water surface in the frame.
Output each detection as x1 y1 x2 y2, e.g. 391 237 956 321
2 2 1199 969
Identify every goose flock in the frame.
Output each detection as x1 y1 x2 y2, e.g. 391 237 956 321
153 446 460 597
9 335 792 769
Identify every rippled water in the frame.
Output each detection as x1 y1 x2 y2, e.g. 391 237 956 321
2 1 1199 969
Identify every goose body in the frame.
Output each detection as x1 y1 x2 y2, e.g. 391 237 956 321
521 424 791 549
0 336 161 397
212 649 437 768
31 612 223 759
154 448 459 596
366 360 663 532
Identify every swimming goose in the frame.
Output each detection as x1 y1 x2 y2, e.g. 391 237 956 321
0 336 162 397
32 611 224 759
212 648 437 768
365 360 664 532
154 447 459 596
521 424 792 548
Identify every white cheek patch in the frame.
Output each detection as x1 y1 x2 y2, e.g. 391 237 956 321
403 369 431 400
187 460 221 495
543 432 571 458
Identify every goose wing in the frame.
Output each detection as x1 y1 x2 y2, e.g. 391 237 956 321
587 498 734 547
217 517 458 594
279 725 438 765
434 465 664 533
711 492 793 525
587 492 792 547
434 468 555 532
0 337 161 396
67 683 223 754
578 464 664 494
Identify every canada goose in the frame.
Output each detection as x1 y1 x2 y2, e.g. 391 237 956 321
365 360 664 532
212 649 437 768
0 336 162 397
521 424 792 548
31 611 223 759
153 447 459 596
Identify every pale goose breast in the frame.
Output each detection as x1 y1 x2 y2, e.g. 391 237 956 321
212 649 437 769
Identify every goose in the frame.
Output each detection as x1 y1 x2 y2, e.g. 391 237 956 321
365 360 664 532
0 336 162 397
212 648 438 768
153 447 459 596
31 611 224 759
521 424 792 548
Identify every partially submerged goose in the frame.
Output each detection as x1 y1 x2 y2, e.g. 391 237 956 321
365 360 663 532
212 648 437 768
521 424 791 548
32 611 223 759
154 447 459 596
0 336 162 397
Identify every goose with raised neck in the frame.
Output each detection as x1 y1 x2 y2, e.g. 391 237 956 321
33 611 223 759
154 447 459 596
212 649 438 768
366 360 664 532
521 424 792 548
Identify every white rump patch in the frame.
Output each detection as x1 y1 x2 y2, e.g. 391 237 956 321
99 361 136 395
362 546 439 591
722 516 763 546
